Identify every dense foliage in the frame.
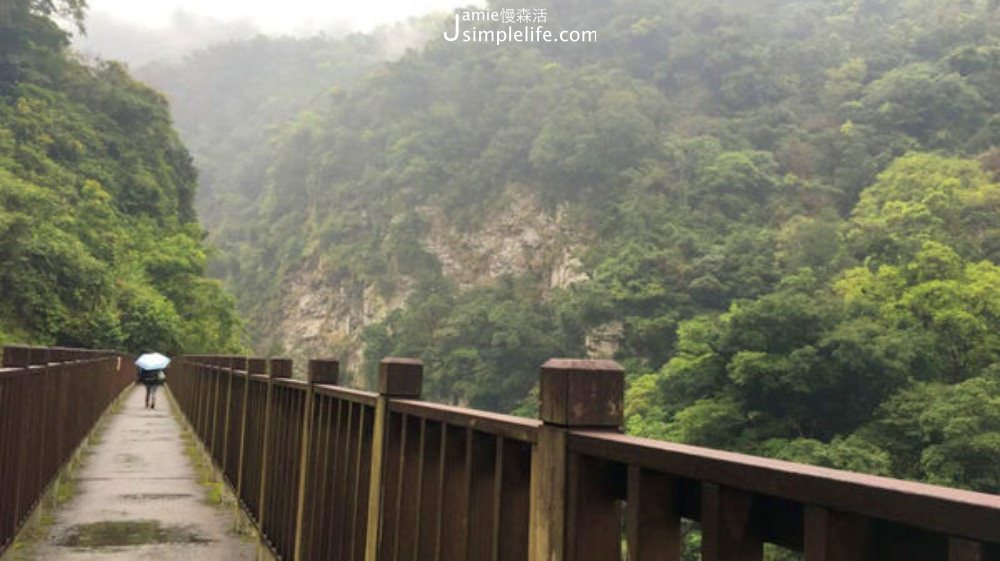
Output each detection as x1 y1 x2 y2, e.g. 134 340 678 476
150 0 998 492
0 2 242 353
135 24 437 258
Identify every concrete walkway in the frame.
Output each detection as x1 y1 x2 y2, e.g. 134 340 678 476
26 386 255 561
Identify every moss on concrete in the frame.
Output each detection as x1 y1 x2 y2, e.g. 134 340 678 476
57 520 212 548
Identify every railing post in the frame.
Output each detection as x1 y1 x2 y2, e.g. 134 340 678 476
235 357 264 533
29 348 49 515
221 356 246 479
219 358 231 477
236 358 264 503
364 358 423 561
208 357 220 462
3 346 30 530
2 345 30 367
529 359 624 561
258 357 292 537
293 358 339 561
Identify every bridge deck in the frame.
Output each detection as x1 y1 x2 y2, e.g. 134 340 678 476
18 386 254 561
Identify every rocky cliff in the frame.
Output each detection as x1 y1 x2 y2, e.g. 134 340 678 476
264 187 596 382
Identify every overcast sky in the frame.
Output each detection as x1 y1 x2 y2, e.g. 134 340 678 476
76 0 479 65
86 0 473 34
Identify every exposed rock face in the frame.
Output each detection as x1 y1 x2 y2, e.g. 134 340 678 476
586 321 624 359
550 248 588 290
420 188 588 290
265 268 412 383
262 188 590 379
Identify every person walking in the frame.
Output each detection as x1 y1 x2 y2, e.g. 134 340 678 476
134 352 170 409
137 367 165 408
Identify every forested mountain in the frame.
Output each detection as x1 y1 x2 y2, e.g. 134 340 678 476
0 1 241 353
136 21 438 242
147 0 998 492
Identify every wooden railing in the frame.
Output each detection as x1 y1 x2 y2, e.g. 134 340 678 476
0 345 134 557
169 355 1000 561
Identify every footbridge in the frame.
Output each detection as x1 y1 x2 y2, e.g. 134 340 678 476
2 346 998 561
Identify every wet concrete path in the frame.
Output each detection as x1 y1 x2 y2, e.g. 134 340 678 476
26 386 255 561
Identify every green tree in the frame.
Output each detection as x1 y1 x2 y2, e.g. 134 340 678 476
0 2 244 353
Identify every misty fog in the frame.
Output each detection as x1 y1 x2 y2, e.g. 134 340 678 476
73 10 356 66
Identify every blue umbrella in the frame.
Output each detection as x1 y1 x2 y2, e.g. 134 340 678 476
135 352 171 371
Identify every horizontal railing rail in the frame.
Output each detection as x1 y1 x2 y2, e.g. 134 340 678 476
169 355 1000 561
389 399 541 443
567 431 1000 561
0 345 134 557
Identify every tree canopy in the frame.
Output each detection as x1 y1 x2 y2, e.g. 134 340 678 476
0 3 243 353
139 0 1000 493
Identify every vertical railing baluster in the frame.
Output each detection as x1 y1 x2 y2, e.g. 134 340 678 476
626 466 681 561
803 505 876 561
439 425 471 561
417 419 442 561
498 437 531 561
412 418 427 561
350 402 368 561
949 538 986 561
324 398 345 558
701 483 762 561
951 540 999 561
466 430 495 561
336 400 357 559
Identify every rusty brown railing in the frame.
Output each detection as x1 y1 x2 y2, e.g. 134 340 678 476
0 345 134 557
169 355 1000 561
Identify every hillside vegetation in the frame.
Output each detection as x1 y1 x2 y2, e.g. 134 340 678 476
149 0 998 492
0 1 242 353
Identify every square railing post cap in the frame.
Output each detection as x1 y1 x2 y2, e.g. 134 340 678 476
539 358 624 428
378 357 423 397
